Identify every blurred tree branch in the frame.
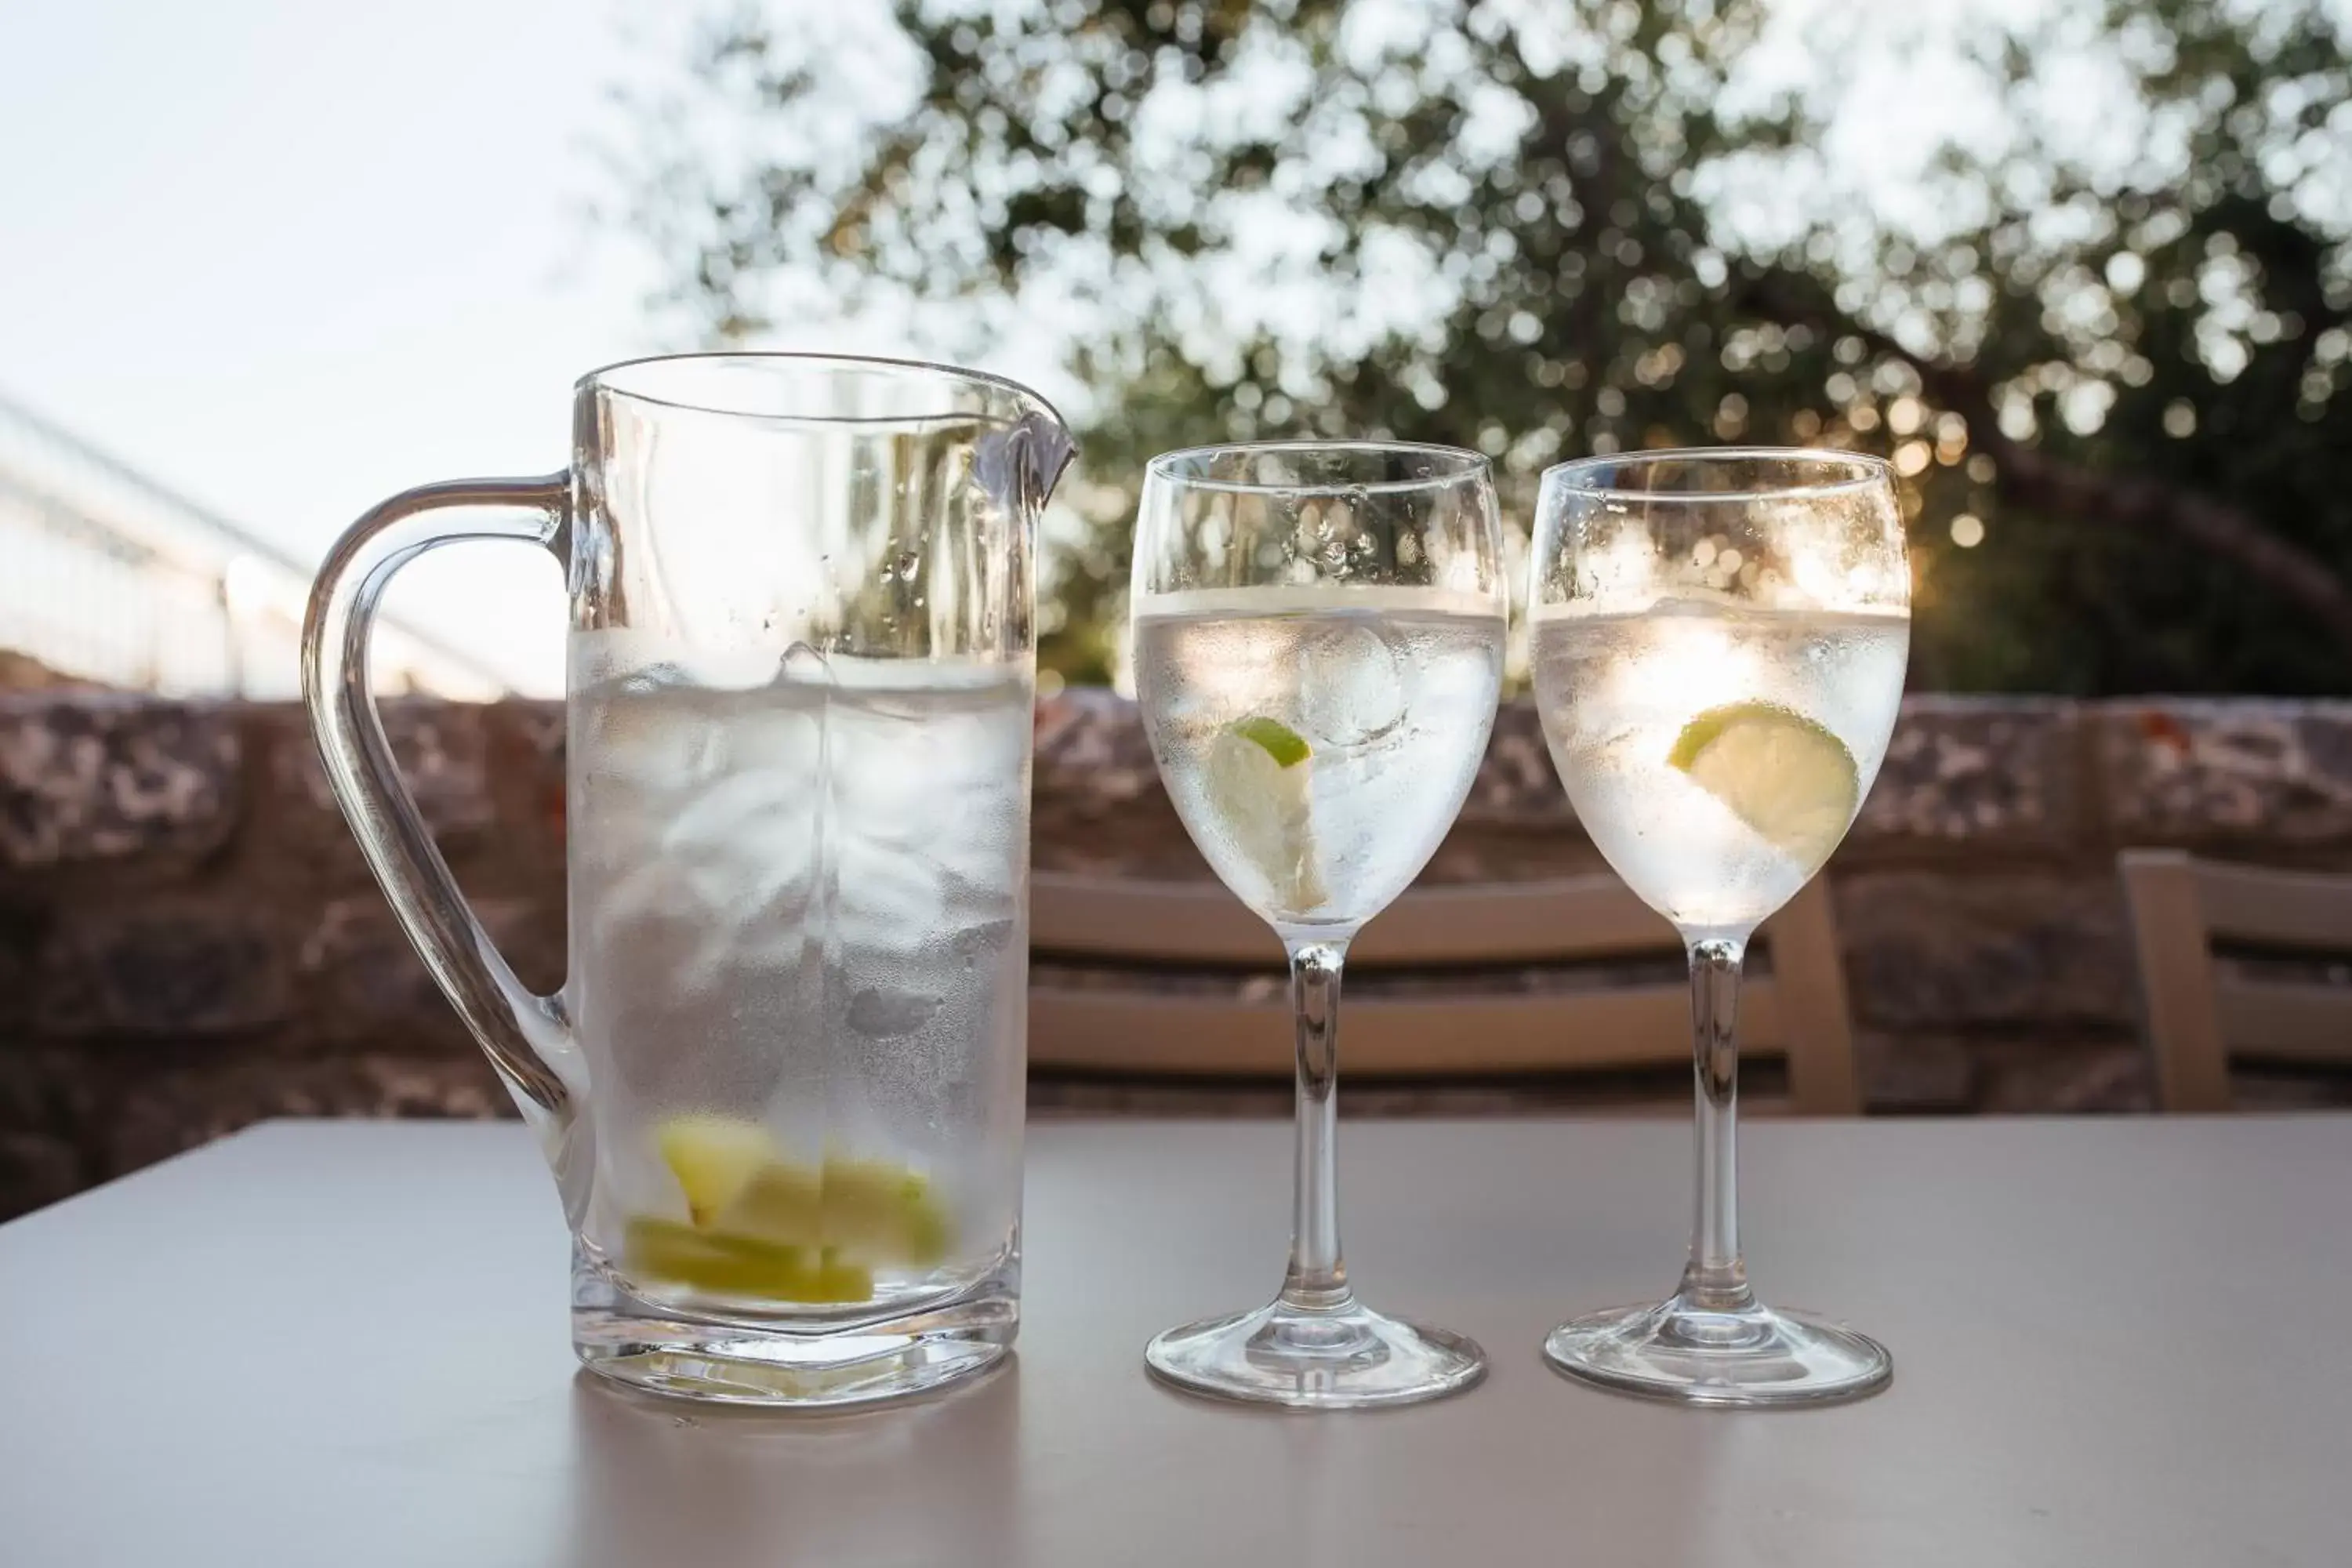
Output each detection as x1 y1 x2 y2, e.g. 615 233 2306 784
609 0 2352 691
1733 270 2352 650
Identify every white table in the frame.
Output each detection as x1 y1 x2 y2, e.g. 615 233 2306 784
2 1116 2343 1566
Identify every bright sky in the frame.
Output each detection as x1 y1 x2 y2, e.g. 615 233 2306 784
0 0 694 694
0 0 1980 700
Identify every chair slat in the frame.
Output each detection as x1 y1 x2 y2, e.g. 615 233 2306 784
1030 978 1788 1078
2213 978 2352 1061
2192 861 2352 953
1029 873 1268 964
1353 880 1679 964
1031 871 1684 967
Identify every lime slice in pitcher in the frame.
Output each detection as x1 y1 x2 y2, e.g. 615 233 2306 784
655 1114 780 1227
817 1157 954 1266
622 1218 874 1304
717 1154 954 1265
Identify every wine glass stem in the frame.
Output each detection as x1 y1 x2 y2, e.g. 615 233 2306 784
1280 938 1352 1312
1679 935 1756 1314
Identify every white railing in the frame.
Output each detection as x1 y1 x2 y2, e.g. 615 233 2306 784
0 390 507 699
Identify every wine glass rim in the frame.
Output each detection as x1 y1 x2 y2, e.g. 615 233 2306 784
1542 445 1894 503
1146 439 1490 496
578 350 1067 429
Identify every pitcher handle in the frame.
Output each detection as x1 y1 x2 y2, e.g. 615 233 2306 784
301 474 583 1133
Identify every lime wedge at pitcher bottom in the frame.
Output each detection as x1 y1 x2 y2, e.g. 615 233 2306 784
1668 701 1859 870
655 1114 779 1227
719 1155 955 1265
622 1217 875 1304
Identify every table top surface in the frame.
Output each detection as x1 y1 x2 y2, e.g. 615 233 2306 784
2 1114 2345 1568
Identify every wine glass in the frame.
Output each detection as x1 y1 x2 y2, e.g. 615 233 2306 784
1528 447 1909 1406
1130 441 1508 1408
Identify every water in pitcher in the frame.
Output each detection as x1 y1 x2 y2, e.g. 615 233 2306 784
565 630 1029 1314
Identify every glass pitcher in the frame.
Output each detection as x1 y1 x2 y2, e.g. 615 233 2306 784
303 353 1073 1406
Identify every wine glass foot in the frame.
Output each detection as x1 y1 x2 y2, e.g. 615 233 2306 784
1544 1296 1890 1408
1146 1297 1486 1410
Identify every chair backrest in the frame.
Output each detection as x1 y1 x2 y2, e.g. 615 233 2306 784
2118 850 2352 1112
1029 871 1862 1115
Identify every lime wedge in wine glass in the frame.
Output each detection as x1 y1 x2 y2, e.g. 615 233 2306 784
1203 714 1328 910
1668 701 1859 872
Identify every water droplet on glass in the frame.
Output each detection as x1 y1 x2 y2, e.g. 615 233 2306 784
777 641 829 687
848 988 942 1038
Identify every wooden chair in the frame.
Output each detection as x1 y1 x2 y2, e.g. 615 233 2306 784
2118 850 2352 1112
1029 870 1863 1115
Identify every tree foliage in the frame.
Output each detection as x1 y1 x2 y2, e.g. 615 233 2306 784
616 0 2352 691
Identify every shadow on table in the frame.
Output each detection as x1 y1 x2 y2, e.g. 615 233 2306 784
560 1359 1021 1567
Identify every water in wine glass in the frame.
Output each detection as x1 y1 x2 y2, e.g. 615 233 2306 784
1134 586 1505 931
1530 601 1907 934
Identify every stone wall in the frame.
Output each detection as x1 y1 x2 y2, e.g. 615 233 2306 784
4 690 2350 1216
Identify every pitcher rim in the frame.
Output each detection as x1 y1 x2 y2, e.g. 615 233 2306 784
577 350 1069 431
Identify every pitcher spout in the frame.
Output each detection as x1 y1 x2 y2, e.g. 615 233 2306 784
975 400 1076 517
